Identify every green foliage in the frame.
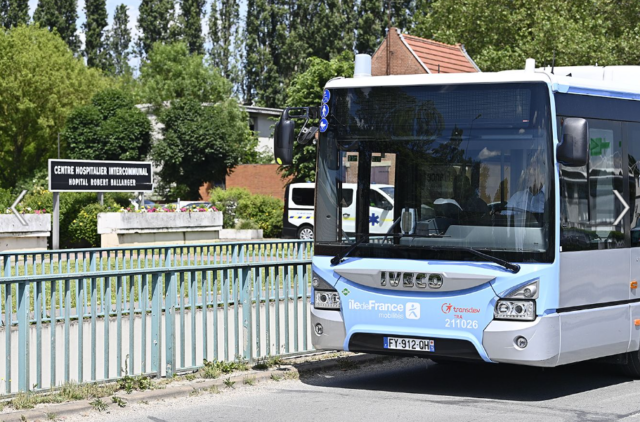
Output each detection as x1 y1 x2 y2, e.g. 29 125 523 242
208 0 242 89
63 88 152 162
235 194 283 238
89 398 108 412
201 358 249 380
111 396 127 407
209 187 282 237
117 374 152 394
153 98 256 200
253 355 283 370
33 0 80 52
413 0 640 72
83 0 109 70
136 0 177 57
108 5 132 76
137 42 232 108
1 0 28 28
280 52 354 182
67 203 107 247
208 187 252 228
179 0 206 54
0 25 106 189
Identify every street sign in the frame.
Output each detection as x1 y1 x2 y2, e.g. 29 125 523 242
48 159 153 192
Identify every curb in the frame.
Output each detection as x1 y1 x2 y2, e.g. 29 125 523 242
0 353 382 422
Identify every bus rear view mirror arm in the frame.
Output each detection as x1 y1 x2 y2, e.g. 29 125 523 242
557 117 589 167
273 107 319 165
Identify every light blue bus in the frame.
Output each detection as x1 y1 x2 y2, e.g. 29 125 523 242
274 57 640 376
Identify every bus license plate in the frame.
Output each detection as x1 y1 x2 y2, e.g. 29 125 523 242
384 337 435 352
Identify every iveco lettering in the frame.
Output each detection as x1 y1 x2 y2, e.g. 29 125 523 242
274 55 640 377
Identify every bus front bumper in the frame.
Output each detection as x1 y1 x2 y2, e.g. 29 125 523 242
312 307 561 367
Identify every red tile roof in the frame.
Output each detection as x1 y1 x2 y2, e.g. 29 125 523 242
401 33 479 73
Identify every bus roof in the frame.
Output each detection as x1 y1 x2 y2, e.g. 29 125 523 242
325 65 640 101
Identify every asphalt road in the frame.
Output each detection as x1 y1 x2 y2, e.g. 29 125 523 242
66 357 640 422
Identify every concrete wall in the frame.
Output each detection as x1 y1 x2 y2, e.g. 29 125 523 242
97 212 224 248
0 214 51 252
0 299 311 394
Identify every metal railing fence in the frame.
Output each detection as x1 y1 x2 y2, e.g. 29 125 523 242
0 240 313 395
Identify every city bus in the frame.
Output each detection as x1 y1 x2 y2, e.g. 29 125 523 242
274 57 640 376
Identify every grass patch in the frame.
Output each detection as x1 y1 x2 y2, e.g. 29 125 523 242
199 357 249 379
208 385 220 394
89 398 107 412
111 396 127 408
243 376 256 386
47 412 58 420
253 355 284 370
270 374 282 382
117 373 154 394
283 371 299 380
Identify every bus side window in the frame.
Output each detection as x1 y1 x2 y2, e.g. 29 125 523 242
559 117 624 251
626 123 640 247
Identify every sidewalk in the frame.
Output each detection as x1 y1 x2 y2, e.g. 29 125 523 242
0 352 384 422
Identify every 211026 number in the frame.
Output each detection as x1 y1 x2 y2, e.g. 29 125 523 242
445 319 478 329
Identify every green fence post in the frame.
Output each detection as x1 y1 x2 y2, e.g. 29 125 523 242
17 281 30 392
165 271 177 377
242 262 252 362
150 273 162 376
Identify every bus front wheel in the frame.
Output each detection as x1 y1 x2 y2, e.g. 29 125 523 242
297 225 314 240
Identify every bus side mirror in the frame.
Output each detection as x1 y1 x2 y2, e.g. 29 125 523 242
557 118 589 167
274 107 320 165
274 116 295 165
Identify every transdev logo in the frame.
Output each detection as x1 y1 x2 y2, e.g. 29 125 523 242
441 303 480 314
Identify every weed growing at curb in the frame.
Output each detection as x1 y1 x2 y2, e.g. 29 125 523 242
253 355 284 370
283 371 299 380
185 374 196 381
189 388 202 397
270 374 282 381
111 396 127 408
223 378 235 389
89 398 108 412
140 400 149 405
243 376 256 386
208 385 220 394
47 412 58 420
200 357 249 379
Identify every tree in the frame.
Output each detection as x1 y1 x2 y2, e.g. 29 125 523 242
63 89 152 161
108 4 132 76
355 0 385 55
0 25 106 189
152 98 257 200
137 42 232 108
136 0 176 57
412 0 640 72
83 0 109 70
33 0 80 52
279 51 354 182
1 0 29 28
179 0 205 54
208 0 242 89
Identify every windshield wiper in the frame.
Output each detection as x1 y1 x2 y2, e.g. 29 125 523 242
426 246 520 273
331 235 369 266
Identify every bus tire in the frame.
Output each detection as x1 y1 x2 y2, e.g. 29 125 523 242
297 225 314 240
621 351 640 378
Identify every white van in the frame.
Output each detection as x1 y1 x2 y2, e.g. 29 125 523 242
283 182 395 239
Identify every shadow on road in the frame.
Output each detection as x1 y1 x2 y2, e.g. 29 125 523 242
299 356 632 401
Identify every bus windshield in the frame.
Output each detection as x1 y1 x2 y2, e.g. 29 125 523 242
315 82 554 263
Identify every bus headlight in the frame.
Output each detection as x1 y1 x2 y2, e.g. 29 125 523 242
494 300 536 321
315 291 341 310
